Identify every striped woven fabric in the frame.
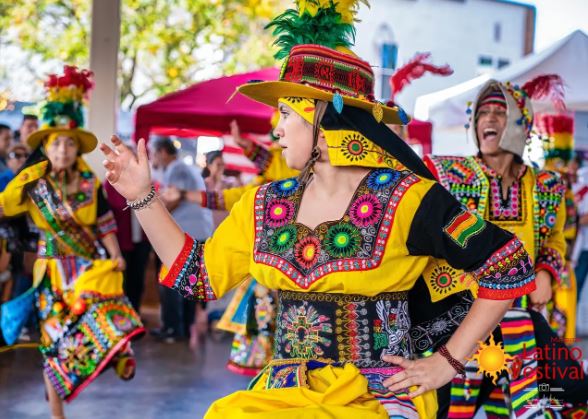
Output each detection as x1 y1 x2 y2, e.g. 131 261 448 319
449 309 543 418
499 309 542 418
448 361 483 418
479 310 543 419
483 386 511 418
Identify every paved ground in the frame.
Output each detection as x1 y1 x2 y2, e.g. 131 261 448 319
0 327 250 419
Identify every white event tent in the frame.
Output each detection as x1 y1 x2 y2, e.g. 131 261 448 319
414 30 588 155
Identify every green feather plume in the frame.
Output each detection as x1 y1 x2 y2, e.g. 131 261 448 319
266 2 358 60
40 101 84 129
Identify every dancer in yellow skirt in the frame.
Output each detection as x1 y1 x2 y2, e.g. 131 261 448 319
0 66 144 419
537 113 579 340
101 1 536 418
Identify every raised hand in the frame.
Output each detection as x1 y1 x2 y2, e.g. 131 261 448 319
230 119 251 150
100 135 152 201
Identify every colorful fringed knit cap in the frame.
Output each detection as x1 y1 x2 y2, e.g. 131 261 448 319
238 0 407 125
477 88 507 110
466 75 566 158
27 65 98 153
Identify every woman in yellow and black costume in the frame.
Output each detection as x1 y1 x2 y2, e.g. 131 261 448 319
101 2 537 418
0 66 144 418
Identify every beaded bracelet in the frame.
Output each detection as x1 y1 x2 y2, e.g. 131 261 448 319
438 344 466 376
125 185 157 211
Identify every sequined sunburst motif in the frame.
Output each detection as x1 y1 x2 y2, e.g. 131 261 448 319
427 264 459 297
108 312 135 333
272 178 299 197
58 332 97 376
340 133 371 162
366 169 400 191
269 225 298 253
282 302 333 358
469 334 513 384
324 223 361 257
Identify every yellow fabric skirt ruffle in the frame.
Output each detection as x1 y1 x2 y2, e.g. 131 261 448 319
205 361 437 419
553 262 577 340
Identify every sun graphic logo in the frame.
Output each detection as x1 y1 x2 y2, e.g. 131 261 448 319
469 334 513 384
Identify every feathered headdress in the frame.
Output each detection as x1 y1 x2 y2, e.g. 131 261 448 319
521 74 566 111
389 52 453 100
26 65 98 153
40 65 94 130
267 0 369 59
239 0 408 125
537 113 574 168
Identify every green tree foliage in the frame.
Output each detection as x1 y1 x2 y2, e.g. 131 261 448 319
0 0 283 109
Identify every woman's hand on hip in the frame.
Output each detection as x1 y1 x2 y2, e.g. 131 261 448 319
100 135 152 201
382 353 459 398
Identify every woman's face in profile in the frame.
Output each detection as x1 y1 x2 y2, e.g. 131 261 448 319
274 102 314 170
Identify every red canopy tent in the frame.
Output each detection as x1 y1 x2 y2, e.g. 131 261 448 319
133 67 280 142
133 66 432 171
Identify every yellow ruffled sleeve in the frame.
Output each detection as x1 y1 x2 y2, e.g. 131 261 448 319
0 177 32 217
221 183 257 211
244 143 299 182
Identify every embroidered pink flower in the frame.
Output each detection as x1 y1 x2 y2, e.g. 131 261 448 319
349 194 383 227
266 199 295 227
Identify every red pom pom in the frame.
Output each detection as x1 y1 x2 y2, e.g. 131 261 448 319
45 74 58 88
71 299 87 316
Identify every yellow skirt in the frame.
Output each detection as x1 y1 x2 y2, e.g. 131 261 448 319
553 262 577 340
205 361 437 419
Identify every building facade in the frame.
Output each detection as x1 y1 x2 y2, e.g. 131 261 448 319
354 0 535 113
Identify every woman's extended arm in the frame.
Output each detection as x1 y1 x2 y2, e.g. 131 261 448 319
100 136 185 267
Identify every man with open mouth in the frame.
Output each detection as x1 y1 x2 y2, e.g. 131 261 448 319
425 77 588 417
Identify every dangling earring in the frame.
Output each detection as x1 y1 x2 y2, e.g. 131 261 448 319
298 100 327 186
299 146 322 186
310 145 321 162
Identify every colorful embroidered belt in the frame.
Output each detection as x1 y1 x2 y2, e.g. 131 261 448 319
274 290 411 368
